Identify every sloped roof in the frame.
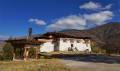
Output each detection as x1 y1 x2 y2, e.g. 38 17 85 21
59 29 91 38
42 30 91 39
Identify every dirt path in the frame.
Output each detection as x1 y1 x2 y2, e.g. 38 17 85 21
60 56 120 71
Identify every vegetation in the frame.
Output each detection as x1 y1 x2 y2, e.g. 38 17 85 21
91 46 106 54
2 43 13 60
0 59 71 71
29 47 36 58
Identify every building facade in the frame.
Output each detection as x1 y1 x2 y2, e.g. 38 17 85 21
37 32 92 52
39 38 91 52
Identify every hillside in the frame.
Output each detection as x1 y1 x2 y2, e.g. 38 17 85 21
88 22 120 53
89 22 120 43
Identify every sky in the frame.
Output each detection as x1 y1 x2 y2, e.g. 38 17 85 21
0 0 120 38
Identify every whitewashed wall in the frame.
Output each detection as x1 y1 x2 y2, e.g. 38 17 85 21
39 38 91 52
59 38 91 52
39 40 54 52
59 38 71 51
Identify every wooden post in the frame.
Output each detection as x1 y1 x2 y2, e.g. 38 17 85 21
24 47 27 61
24 47 29 61
35 47 38 59
13 47 16 61
26 48 29 60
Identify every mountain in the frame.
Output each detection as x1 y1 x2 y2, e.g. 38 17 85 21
89 22 120 43
88 22 120 53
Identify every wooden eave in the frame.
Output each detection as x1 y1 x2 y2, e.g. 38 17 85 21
6 39 47 45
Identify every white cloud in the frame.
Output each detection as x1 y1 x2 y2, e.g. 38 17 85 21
29 18 46 25
80 1 101 10
104 4 112 9
84 11 113 25
80 1 112 10
47 15 86 31
46 11 113 31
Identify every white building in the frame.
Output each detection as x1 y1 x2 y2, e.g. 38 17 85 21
7 30 92 60
37 32 91 52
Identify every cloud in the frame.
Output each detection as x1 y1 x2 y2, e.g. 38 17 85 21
29 18 46 25
84 11 113 25
46 11 113 31
104 4 112 9
80 1 112 10
80 1 101 10
47 15 86 31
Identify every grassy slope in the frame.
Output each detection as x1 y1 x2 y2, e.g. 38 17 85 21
0 59 71 71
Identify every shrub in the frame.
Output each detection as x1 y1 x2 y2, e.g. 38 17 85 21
3 43 13 60
0 55 4 60
29 47 36 58
91 46 106 54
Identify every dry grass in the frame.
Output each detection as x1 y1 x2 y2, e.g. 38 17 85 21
0 59 71 71
48 51 85 54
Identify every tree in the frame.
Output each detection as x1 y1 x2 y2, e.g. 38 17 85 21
3 43 13 60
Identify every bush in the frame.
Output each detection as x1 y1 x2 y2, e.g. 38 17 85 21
91 46 106 54
0 55 4 60
29 47 36 58
2 43 13 60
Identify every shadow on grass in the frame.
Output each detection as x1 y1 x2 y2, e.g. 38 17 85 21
51 54 120 64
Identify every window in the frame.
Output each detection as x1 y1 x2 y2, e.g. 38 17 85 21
71 44 73 47
77 40 80 43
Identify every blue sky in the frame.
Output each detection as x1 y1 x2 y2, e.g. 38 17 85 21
0 0 120 38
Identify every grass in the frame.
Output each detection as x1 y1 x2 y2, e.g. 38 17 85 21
0 59 71 71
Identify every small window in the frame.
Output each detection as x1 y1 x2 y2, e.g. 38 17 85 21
71 44 73 47
63 39 67 42
77 40 80 43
